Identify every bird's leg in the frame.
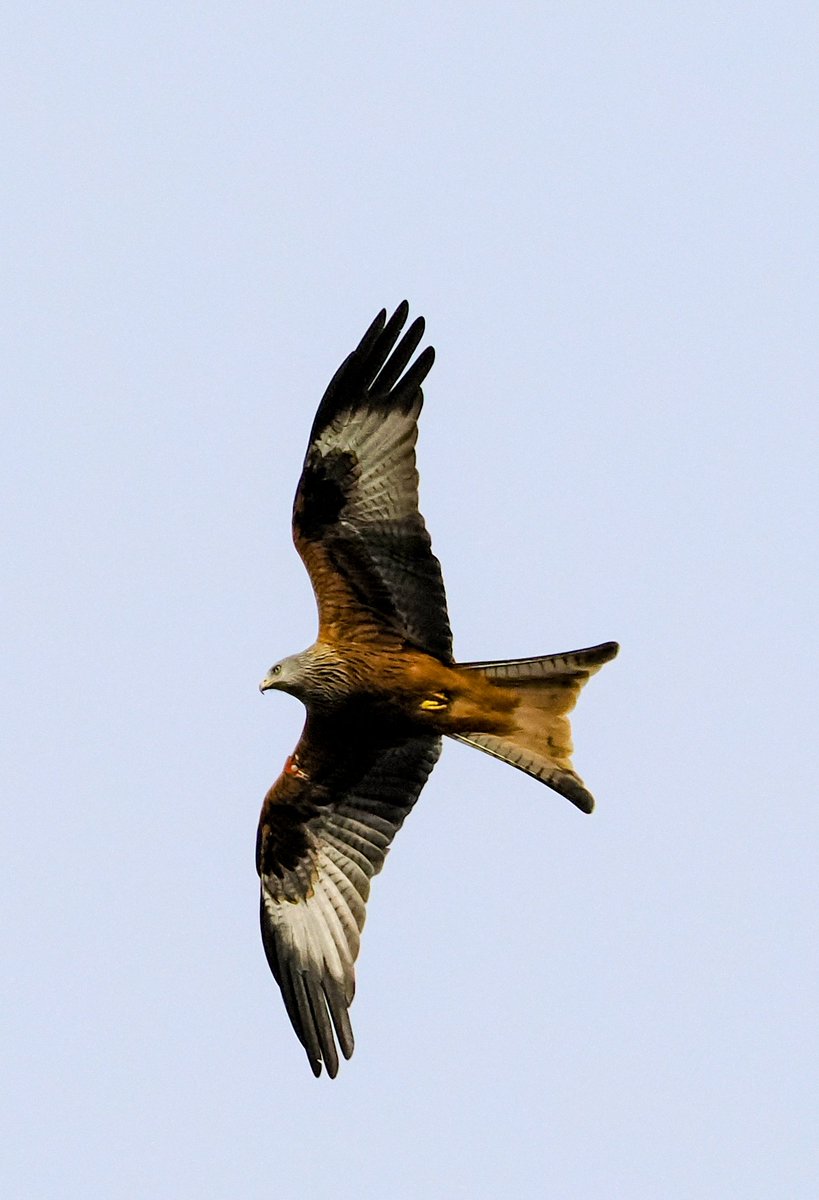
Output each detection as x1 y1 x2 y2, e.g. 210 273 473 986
419 692 449 712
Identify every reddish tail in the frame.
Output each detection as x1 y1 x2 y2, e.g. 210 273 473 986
450 642 618 813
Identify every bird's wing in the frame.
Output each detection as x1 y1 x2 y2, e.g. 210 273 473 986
292 302 453 662
257 726 441 1078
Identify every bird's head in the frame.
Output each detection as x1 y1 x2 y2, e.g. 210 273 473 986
259 655 303 696
258 644 348 708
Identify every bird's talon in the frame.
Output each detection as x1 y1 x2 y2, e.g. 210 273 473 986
420 693 449 712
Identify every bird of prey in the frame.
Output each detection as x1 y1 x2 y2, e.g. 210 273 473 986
257 302 618 1077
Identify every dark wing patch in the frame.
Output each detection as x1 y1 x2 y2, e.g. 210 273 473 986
257 733 441 1078
295 448 356 542
293 303 453 662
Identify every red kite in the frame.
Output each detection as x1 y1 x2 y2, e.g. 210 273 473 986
257 302 618 1076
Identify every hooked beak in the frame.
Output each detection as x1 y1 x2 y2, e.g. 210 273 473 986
259 674 276 694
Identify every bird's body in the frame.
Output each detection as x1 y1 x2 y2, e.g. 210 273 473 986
261 637 613 766
256 303 618 1077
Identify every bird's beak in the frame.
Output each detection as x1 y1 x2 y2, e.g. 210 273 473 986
259 675 276 694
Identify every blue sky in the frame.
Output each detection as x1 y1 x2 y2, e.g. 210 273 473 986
3 4 818 1197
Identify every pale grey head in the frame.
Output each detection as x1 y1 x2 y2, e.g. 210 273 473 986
259 644 352 708
258 652 310 698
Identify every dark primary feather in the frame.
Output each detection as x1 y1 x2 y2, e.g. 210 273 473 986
258 734 441 1077
292 303 452 662
307 302 431 441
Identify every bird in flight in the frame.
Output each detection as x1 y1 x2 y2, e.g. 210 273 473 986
257 302 618 1077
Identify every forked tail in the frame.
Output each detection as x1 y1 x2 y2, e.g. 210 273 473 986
450 641 618 813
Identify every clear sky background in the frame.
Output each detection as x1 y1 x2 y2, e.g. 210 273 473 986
3 4 818 1197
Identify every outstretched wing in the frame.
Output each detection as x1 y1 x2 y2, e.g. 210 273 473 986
257 728 441 1078
292 302 453 662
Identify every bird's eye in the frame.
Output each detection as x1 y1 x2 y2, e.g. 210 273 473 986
270 664 281 675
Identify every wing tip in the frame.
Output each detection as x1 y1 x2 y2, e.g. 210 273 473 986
312 301 435 437
357 307 388 353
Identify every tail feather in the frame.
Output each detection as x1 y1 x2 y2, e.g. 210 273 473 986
458 641 619 680
448 730 597 812
451 642 618 813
